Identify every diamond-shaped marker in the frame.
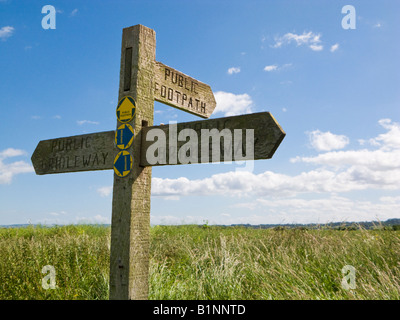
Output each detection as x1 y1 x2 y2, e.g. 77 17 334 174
115 123 135 150
113 150 133 177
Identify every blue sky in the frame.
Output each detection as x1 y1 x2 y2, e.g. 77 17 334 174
0 0 399 226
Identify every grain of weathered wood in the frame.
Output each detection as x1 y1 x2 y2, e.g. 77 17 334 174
140 112 286 166
31 131 115 175
109 24 155 300
152 61 216 118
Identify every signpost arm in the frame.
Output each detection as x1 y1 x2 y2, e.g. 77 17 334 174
109 25 155 300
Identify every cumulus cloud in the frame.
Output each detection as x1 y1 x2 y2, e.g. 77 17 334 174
152 194 400 225
151 119 400 198
0 148 34 184
359 119 400 150
147 118 400 224
227 67 240 75
308 130 349 151
213 91 253 116
152 168 386 199
0 26 14 40
239 195 400 224
272 31 323 51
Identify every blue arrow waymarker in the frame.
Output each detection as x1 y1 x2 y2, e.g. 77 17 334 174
113 151 132 177
115 124 134 150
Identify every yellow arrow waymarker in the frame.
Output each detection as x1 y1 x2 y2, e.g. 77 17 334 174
113 150 133 177
116 96 136 123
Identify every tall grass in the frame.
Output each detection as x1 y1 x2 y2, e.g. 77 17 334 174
149 225 400 299
0 224 399 299
0 225 110 299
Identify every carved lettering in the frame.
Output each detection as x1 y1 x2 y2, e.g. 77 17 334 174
151 62 216 118
161 85 167 98
153 81 207 114
153 63 213 116
50 137 91 152
83 154 91 167
168 88 173 101
40 152 109 172
164 68 170 80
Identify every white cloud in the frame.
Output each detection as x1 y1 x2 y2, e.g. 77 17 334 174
292 149 400 171
76 215 110 224
0 26 14 40
97 186 113 197
147 118 400 224
213 91 253 116
362 119 400 150
0 148 26 158
272 31 323 51
330 43 339 52
49 211 67 217
308 130 349 151
264 65 278 72
0 148 34 184
292 119 400 192
153 194 400 225
151 214 207 225
309 44 323 51
245 195 400 224
264 63 292 72
380 196 400 204
151 119 400 199
77 120 99 125
227 67 240 75
70 8 78 17
162 196 180 201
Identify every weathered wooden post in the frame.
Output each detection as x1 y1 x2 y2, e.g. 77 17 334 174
108 25 156 300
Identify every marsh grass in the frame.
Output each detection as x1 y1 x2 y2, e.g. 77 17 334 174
0 224 399 299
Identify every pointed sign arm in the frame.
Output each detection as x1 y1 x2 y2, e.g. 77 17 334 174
152 61 216 119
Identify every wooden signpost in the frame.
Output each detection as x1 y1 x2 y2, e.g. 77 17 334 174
31 24 286 300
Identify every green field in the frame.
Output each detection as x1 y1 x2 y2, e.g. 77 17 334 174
0 224 399 300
